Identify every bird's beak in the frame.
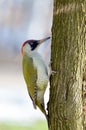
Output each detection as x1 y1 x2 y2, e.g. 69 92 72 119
38 37 51 45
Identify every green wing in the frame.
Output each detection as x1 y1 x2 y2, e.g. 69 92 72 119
22 55 37 108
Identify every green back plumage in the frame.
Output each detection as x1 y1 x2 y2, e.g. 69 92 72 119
22 54 37 108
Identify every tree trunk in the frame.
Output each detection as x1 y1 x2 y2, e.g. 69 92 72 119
48 0 86 130
82 61 86 130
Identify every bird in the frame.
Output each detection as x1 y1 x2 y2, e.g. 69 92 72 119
21 37 50 121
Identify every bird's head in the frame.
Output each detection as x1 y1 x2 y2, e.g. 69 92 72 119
21 37 50 54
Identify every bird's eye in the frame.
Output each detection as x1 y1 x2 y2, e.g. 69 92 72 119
29 42 33 45
29 41 38 50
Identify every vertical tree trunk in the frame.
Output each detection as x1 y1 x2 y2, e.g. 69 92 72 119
83 62 86 130
48 0 86 130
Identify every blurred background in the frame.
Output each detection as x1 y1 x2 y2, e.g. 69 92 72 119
0 0 53 129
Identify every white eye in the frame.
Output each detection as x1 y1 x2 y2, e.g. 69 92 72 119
29 42 33 45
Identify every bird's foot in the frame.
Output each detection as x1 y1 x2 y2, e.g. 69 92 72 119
48 61 57 76
51 70 57 75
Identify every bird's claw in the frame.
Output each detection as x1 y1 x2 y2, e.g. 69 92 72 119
48 61 57 76
51 70 57 76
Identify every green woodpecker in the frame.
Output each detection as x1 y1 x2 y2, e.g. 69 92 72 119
21 37 50 121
